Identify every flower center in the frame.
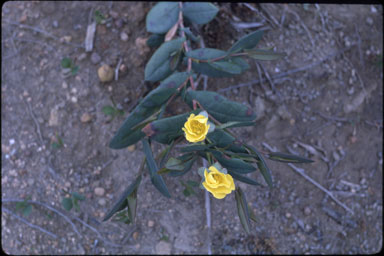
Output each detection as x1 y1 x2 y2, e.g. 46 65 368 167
191 120 205 134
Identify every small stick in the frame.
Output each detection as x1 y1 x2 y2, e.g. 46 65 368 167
218 44 355 93
287 164 354 215
2 198 82 237
231 22 265 29
25 100 44 146
3 207 58 239
202 159 212 255
115 57 123 81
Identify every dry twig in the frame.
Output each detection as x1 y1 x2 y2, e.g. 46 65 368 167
287 164 354 215
3 207 58 239
25 100 44 146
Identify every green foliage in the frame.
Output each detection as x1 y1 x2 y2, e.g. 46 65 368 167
146 2 179 34
60 57 79 75
182 2 218 25
61 191 85 212
104 1 314 234
51 133 64 149
144 37 185 82
15 196 32 217
94 10 106 24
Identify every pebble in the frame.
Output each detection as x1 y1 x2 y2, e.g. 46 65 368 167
366 17 373 26
9 139 15 145
71 96 78 103
304 207 311 216
371 5 377 13
94 187 105 196
90 52 101 64
254 96 266 121
155 241 171 254
80 113 92 123
52 20 59 28
147 220 155 227
48 109 59 126
98 64 114 82
127 145 136 152
62 81 68 89
285 212 292 219
135 37 150 55
98 198 106 206
120 32 129 42
78 53 87 61
132 231 139 240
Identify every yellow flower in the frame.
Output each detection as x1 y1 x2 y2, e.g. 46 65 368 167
203 166 235 199
182 113 210 143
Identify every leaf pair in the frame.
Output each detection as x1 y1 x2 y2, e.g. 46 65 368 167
146 2 219 34
109 72 189 149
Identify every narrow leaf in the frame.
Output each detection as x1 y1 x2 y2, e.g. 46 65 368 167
71 192 85 201
235 187 251 234
209 61 243 74
245 145 273 188
229 30 264 53
165 157 185 171
217 121 256 129
211 151 256 174
22 204 32 217
246 49 286 61
127 187 138 223
228 170 262 186
142 139 171 198
103 175 142 221
268 152 314 163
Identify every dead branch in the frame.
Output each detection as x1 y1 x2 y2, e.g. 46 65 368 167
25 100 44 146
3 207 58 239
287 164 354 215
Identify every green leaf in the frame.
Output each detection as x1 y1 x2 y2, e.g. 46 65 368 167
228 170 262 186
61 197 73 211
147 33 165 48
183 189 191 197
71 192 85 201
180 143 216 153
71 66 79 75
207 129 247 153
185 90 256 123
235 187 251 234
211 150 256 174
217 121 256 129
102 105 116 116
267 152 314 163
145 37 186 82
22 204 32 217
146 110 200 145
209 61 243 74
229 30 264 53
146 2 179 34
168 154 196 177
103 175 142 222
165 157 185 171
127 187 138 223
182 2 219 25
186 48 227 61
245 145 273 188
61 57 72 68
169 50 183 71
94 10 105 24
109 72 189 149
142 139 171 198
246 49 286 61
231 57 250 71
192 61 237 77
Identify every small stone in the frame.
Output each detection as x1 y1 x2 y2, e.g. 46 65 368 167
65 182 71 188
285 212 291 219
133 231 139 240
135 37 150 55
254 96 265 121
304 207 311 216
94 187 105 196
120 32 129 42
49 109 59 126
91 52 101 64
78 53 87 61
71 96 78 103
98 198 106 206
27 178 35 186
9 169 17 177
109 10 119 19
155 241 171 254
19 13 28 23
60 36 72 43
52 20 59 28
371 5 377 13
62 81 68 89
80 113 92 123
127 145 136 152
9 139 15 145
366 17 373 26
98 64 114 82
147 220 155 227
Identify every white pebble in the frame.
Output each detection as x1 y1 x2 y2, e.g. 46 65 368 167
9 139 15 145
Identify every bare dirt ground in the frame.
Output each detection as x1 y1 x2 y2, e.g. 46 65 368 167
1 2 383 254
